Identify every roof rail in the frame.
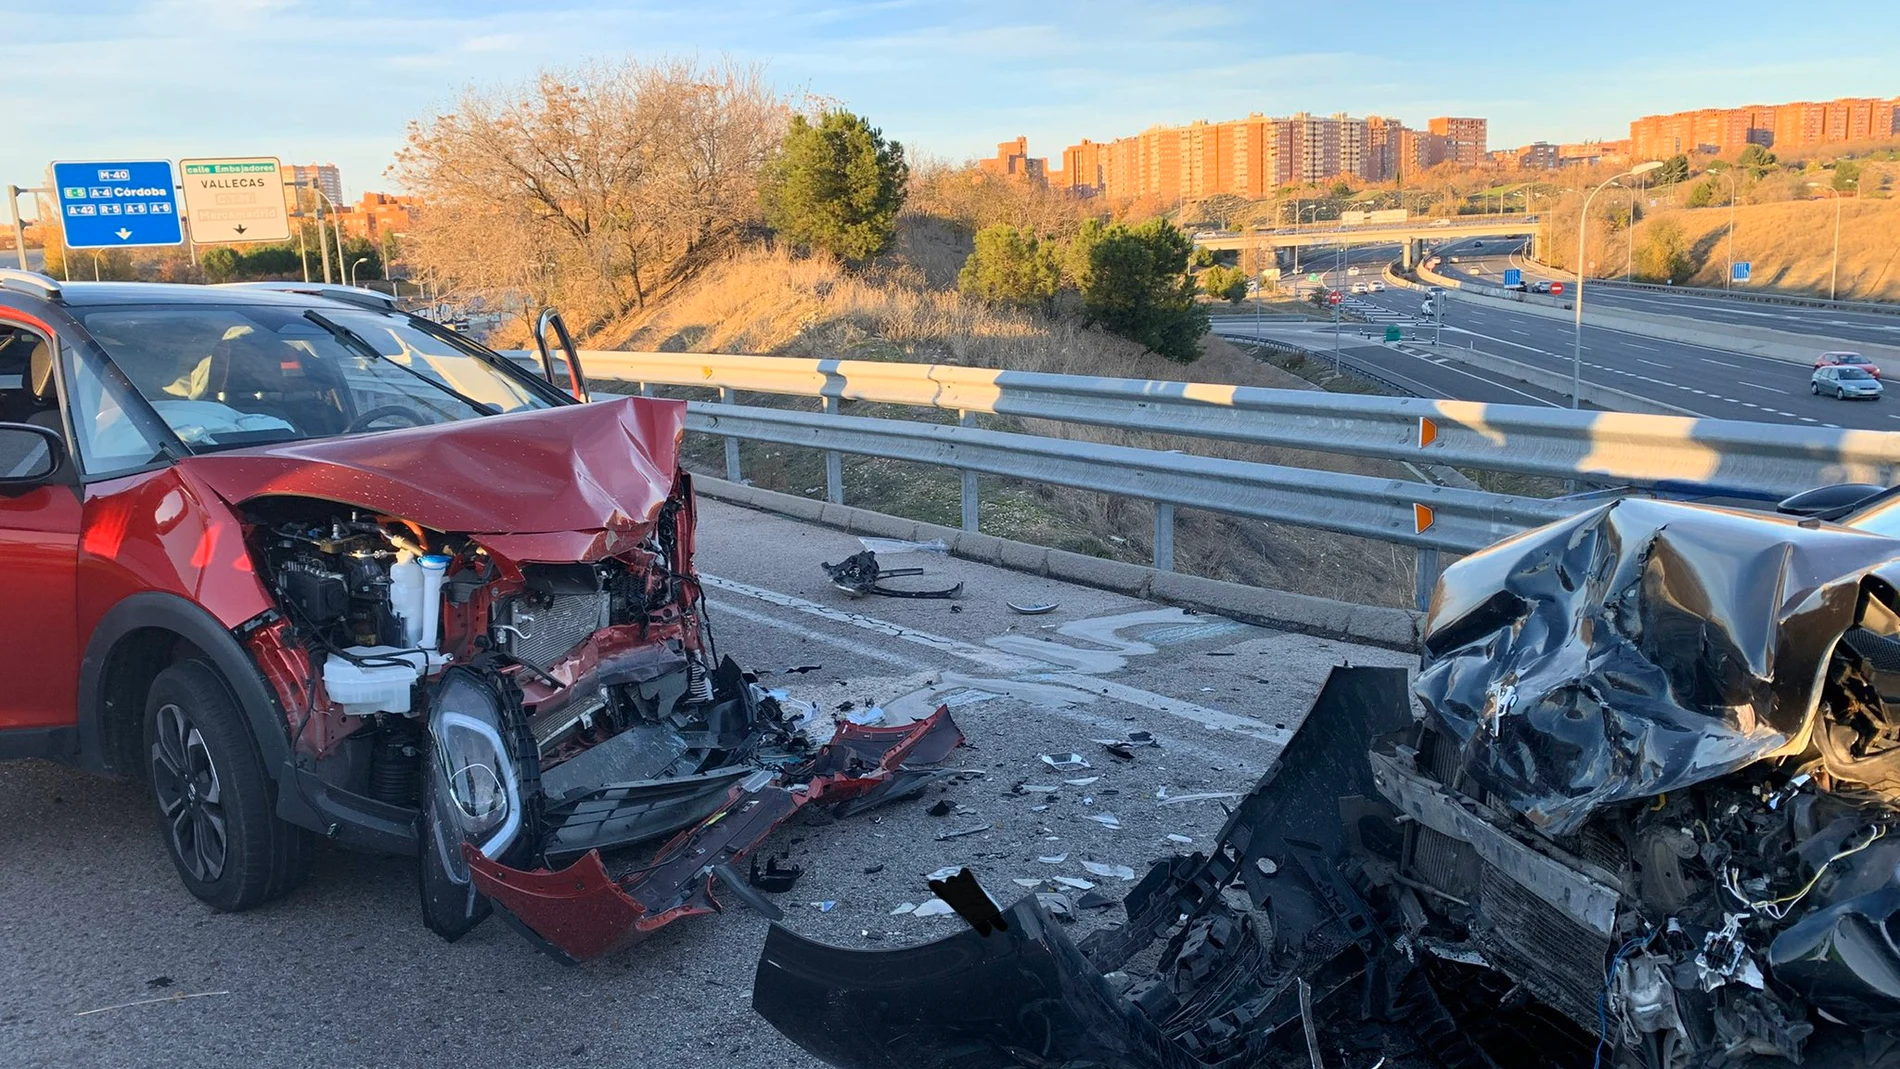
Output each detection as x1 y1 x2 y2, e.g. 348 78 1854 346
0 269 62 301
216 282 399 310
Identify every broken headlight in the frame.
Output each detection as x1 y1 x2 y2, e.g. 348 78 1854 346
418 668 534 939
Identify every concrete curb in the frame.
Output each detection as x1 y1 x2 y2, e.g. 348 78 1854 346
692 476 1423 650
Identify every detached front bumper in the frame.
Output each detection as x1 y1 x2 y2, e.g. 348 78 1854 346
467 711 963 962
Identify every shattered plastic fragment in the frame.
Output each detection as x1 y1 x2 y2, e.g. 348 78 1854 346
926 799 954 817
813 901 837 913
858 537 949 555
844 706 887 726
1040 753 1092 772
1012 878 1043 888
1166 834 1193 844
1155 792 1243 806
911 898 956 918
1064 777 1100 786
1036 893 1076 920
889 902 917 915
1008 602 1059 615
925 867 963 882
1086 813 1121 828
936 823 992 841
1037 853 1068 864
1081 861 1137 881
1051 876 1096 890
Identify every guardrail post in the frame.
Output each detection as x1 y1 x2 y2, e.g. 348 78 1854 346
1153 502 1175 572
1413 548 1440 612
958 410 979 532
823 396 844 505
720 387 742 483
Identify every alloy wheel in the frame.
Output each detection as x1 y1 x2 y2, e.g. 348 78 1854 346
151 702 228 883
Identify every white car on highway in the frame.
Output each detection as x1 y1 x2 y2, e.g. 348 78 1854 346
1813 364 1884 400
1368 281 1385 292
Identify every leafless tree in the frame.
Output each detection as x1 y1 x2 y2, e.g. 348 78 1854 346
392 57 793 335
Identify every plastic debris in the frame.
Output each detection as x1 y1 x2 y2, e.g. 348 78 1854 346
1156 792 1244 806
858 537 949 555
748 853 803 893
1007 602 1059 615
1030 804 1049 812
1101 742 1136 761
1082 861 1137 881
844 706 887 726
1087 813 1122 828
911 898 957 918
1036 892 1076 921
936 823 992 841
1040 753 1091 772
1037 853 1068 864
926 866 963 882
890 902 918 916
1256 857 1278 876
927 799 954 817
1052 876 1096 890
863 864 885 875
1064 776 1100 786
823 551 962 599
783 664 823 674
1018 783 1060 793
1166 833 1194 844
1076 889 1119 910
1012 878 1043 888
813 901 837 913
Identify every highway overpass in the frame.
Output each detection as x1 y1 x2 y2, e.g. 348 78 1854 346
1193 215 1540 269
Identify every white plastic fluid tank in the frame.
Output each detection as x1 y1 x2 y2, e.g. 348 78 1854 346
417 554 451 650
388 551 423 648
323 650 420 716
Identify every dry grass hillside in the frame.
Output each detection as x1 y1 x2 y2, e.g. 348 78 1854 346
591 221 1425 609
1565 198 1900 300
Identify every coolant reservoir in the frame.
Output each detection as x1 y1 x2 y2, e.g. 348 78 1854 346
321 647 449 716
388 551 423 648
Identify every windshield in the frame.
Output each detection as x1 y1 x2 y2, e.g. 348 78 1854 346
1839 368 1876 381
77 304 557 452
1829 353 1868 363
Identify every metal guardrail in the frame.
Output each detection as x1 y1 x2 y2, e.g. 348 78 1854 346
687 404 1574 557
579 351 1900 502
1514 257 1898 316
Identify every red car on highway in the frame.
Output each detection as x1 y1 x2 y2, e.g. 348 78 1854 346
0 273 954 961
1815 351 1880 378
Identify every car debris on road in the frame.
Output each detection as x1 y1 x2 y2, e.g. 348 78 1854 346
821 550 964 599
749 498 1900 1068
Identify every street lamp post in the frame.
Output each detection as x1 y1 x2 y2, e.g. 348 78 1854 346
1810 180 1857 301
1574 161 1665 408
298 181 349 287
349 257 369 288
1706 165 1738 289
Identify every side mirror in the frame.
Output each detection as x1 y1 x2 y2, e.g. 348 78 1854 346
1776 482 1887 520
532 308 589 403
0 422 65 493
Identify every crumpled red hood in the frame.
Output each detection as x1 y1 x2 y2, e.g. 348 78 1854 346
182 396 685 562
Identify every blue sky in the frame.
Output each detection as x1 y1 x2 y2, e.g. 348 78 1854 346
3 0 1894 208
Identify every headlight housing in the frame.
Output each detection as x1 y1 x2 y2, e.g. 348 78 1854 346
418 667 535 939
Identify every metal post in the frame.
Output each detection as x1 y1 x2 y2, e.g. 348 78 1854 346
823 395 844 505
958 410 978 532
719 387 742 483
1152 502 1175 572
1413 548 1440 613
313 195 332 284
6 186 28 270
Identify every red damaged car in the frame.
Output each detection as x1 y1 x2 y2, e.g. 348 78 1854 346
0 273 958 961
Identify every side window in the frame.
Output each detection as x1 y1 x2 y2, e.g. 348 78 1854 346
0 323 64 431
61 339 170 479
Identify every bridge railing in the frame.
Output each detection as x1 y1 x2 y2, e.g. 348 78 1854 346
555 349 1900 605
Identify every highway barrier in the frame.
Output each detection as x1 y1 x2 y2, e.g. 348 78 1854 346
563 349 1900 607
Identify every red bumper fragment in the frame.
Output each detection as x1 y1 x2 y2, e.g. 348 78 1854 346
468 709 963 962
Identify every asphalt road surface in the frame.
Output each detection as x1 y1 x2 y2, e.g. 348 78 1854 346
1220 247 1897 429
1437 237 1900 349
0 497 1409 1069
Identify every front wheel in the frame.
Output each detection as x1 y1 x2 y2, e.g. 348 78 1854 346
146 660 312 912
1838 386 1848 400
1811 383 1821 394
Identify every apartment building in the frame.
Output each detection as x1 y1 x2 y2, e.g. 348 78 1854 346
1427 117 1488 167
976 137 1048 182
331 193 418 243
280 163 343 207
1629 97 1900 159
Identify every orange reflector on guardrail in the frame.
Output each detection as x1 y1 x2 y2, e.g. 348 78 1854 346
1414 504 1435 534
1418 417 1437 448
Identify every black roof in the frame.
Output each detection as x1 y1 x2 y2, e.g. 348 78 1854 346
48 281 380 310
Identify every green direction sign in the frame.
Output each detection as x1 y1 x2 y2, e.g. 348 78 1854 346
1307 273 1321 282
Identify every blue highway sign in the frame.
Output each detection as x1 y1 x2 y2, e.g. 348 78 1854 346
1733 261 1751 282
1502 268 1522 287
53 160 182 248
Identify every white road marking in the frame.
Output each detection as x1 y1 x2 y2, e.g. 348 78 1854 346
702 574 1276 740
1739 382 1779 392
1637 358 1670 369
1701 357 1743 369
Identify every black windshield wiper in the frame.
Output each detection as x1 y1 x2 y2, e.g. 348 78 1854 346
302 311 496 416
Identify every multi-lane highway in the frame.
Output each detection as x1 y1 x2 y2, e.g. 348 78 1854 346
1218 239 1899 429
1437 238 1900 349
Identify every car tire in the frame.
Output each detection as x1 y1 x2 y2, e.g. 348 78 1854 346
1811 383 1820 394
1838 386 1847 400
145 659 313 912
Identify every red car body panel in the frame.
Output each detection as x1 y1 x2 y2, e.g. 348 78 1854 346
468 711 965 962
178 396 686 563
0 483 84 730
78 466 276 632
